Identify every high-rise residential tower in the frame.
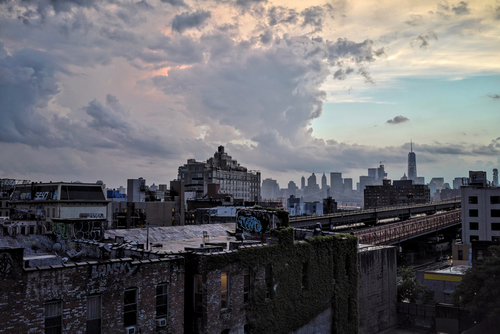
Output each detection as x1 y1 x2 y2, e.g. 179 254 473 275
494 168 499 187
408 141 417 182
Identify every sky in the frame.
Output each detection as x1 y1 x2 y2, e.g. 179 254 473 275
0 0 499 190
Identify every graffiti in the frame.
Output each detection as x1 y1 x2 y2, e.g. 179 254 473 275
0 253 13 278
79 213 104 219
236 208 287 235
54 222 72 240
91 262 138 278
238 216 263 233
53 221 104 241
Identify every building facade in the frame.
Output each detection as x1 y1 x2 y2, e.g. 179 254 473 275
364 180 430 209
178 146 260 202
408 142 417 182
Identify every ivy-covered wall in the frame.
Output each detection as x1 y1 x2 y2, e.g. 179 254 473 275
202 227 359 334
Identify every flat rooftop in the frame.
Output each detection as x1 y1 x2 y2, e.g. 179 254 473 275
105 223 263 253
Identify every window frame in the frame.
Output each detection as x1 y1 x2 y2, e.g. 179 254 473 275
469 222 479 230
124 288 138 327
86 295 102 334
491 196 500 205
468 196 478 204
45 300 62 334
469 209 479 217
156 283 168 319
491 223 500 231
491 209 500 218
221 273 229 310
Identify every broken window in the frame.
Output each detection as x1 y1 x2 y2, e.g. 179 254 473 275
45 300 62 334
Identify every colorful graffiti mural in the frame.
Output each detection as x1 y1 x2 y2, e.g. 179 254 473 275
236 208 288 235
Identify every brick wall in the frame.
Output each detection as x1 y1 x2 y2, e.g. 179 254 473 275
0 248 184 334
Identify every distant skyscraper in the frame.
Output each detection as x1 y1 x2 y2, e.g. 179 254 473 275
301 176 305 190
494 168 499 187
368 168 377 180
321 173 328 189
408 141 417 182
330 172 343 197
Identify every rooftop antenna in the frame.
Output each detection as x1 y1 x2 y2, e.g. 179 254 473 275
411 139 413 152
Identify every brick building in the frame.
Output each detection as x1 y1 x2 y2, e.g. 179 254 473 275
364 179 430 209
0 244 184 334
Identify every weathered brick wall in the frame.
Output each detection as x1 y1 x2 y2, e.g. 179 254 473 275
0 249 184 334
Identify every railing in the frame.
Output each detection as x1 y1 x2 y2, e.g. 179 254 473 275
354 209 461 245
288 198 461 222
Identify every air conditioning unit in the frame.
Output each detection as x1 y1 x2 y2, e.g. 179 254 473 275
156 318 167 327
125 326 136 334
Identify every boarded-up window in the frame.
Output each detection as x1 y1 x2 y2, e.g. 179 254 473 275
221 273 228 309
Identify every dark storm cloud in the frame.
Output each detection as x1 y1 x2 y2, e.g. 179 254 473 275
171 10 211 33
301 6 325 31
259 29 272 44
487 93 500 99
386 116 409 124
0 46 64 146
267 6 298 26
85 94 129 131
410 32 438 49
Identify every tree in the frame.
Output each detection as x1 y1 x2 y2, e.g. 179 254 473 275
397 266 434 304
451 245 500 325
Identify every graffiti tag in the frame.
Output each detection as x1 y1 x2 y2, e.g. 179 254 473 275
91 262 138 278
238 216 262 233
53 221 104 241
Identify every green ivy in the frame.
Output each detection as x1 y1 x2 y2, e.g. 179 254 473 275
204 227 359 334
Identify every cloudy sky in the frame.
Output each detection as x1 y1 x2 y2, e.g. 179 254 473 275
0 0 499 190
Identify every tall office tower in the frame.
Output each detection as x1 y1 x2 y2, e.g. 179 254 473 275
330 172 343 197
494 168 499 187
321 173 328 189
301 176 305 190
408 141 417 182
261 178 280 199
368 168 377 180
343 178 353 192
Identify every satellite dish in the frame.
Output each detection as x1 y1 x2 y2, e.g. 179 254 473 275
52 243 62 252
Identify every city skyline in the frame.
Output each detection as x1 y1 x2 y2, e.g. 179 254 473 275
0 0 499 189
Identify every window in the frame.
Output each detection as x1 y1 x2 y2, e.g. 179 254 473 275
243 269 250 303
491 196 500 205
470 235 479 242
265 264 273 299
124 288 138 327
468 196 478 204
469 209 478 217
52 208 56 218
491 210 500 218
45 301 62 334
458 250 463 261
87 295 101 334
221 273 228 309
156 284 168 319
194 275 203 313
492 223 500 231
469 222 479 230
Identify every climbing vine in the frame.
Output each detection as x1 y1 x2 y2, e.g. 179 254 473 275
204 227 359 334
